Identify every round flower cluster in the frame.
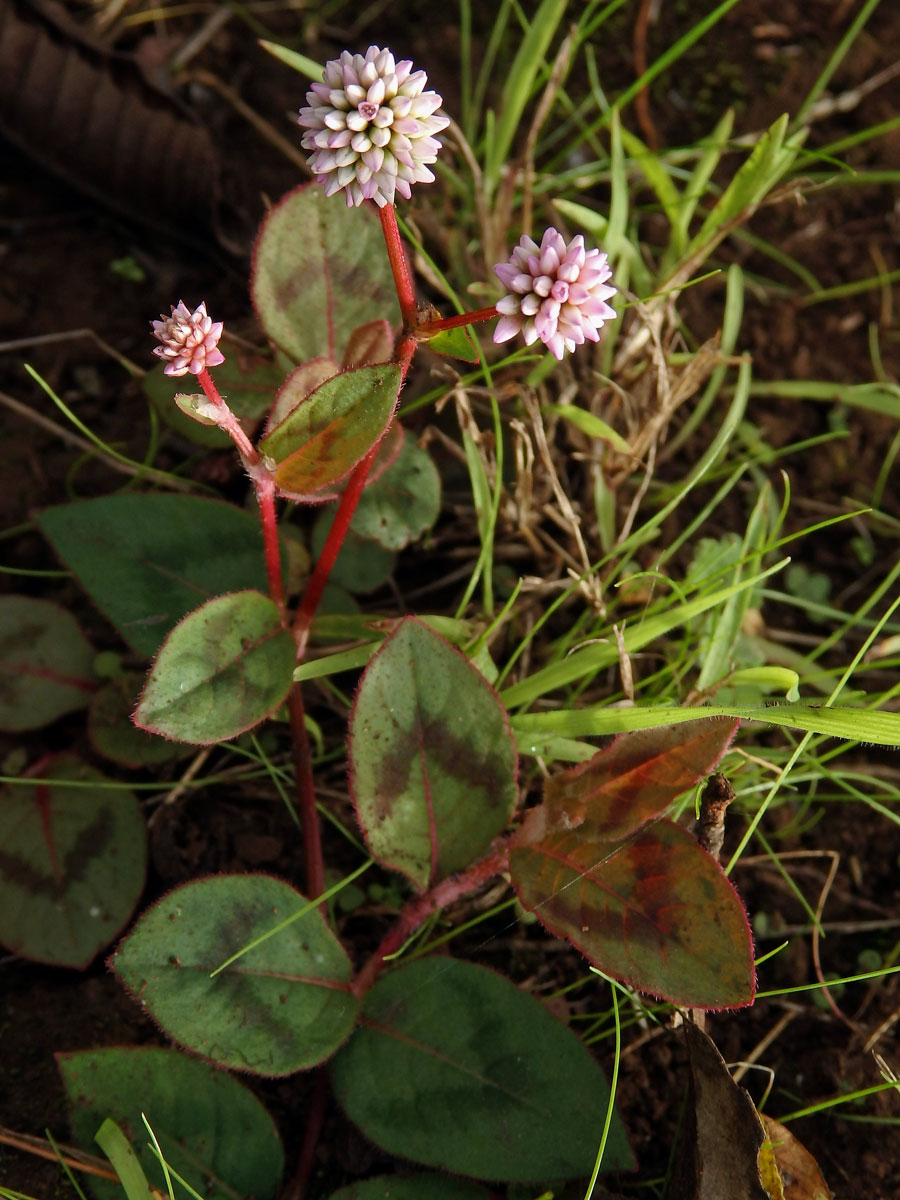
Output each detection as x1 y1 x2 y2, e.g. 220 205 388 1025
298 45 449 208
150 301 225 377
493 229 617 361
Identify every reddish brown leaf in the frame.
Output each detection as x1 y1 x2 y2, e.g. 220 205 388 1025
544 716 739 839
509 817 755 1008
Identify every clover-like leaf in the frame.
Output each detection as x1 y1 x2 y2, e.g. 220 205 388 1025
0 596 95 731
135 591 295 744
251 183 398 362
0 756 146 968
38 494 283 658
545 716 739 839
509 817 755 1008
111 874 358 1075
332 958 634 1180
348 618 518 890
59 1047 284 1200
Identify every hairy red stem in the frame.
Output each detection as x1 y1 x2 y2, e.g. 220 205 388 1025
281 1066 329 1200
252 468 285 619
196 368 257 462
352 844 510 996
379 203 418 329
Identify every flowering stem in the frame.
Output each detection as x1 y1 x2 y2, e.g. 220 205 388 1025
352 843 510 997
196 368 257 463
416 305 498 336
379 204 418 330
251 468 285 620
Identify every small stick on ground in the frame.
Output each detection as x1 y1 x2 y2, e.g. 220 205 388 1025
691 772 736 1031
696 772 736 863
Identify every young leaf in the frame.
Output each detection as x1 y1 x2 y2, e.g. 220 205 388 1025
251 183 398 362
424 325 481 363
509 818 755 1008
38 494 281 658
348 617 518 890
544 717 739 839
0 595 95 732
331 957 634 1180
259 364 401 499
342 319 394 368
134 590 295 744
0 756 146 969
60 1047 284 1200
111 874 359 1075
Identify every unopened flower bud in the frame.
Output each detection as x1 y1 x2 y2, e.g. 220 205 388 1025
151 300 225 376
493 229 616 361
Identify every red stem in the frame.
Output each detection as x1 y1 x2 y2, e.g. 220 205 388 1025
253 469 285 620
416 305 499 335
292 331 418 660
379 203 418 329
196 368 257 463
352 843 509 997
288 683 325 903
281 1066 329 1200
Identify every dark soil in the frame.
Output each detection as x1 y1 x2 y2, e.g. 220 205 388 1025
2 2 899 1198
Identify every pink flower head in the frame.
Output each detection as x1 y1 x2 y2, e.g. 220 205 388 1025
493 229 617 361
151 300 225 377
297 45 449 208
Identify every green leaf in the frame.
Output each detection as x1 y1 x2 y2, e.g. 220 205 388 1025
0 757 146 969
38 494 280 658
327 1176 490 1200
89 674 186 767
61 1047 284 1200
348 432 441 551
259 364 401 498
143 355 283 447
552 404 630 452
509 818 755 1008
0 596 94 731
424 325 481 363
251 183 398 362
111 875 358 1075
331 958 634 1181
348 618 518 890
135 591 295 744
544 717 739 839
